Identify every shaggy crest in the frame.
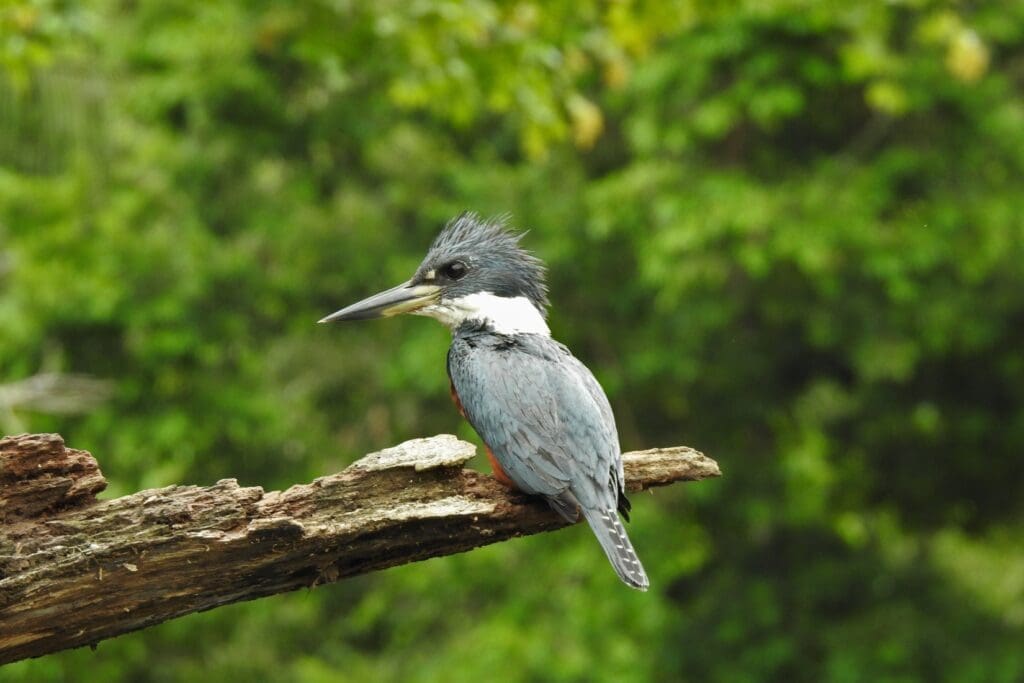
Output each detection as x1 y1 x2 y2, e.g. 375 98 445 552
415 213 549 313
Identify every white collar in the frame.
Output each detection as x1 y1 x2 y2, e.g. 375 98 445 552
415 292 550 336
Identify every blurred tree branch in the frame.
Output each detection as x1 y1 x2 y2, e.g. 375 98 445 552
0 374 113 433
0 373 113 413
0 432 719 665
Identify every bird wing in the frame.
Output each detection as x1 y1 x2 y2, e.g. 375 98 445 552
447 333 622 511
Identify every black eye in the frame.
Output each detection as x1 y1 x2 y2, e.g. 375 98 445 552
442 261 468 280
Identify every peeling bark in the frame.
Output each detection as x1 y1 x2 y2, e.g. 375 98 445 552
0 432 719 664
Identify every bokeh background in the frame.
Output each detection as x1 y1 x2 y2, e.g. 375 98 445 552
2 1 1023 681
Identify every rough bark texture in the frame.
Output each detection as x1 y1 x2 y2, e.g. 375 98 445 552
0 432 719 664
0 433 106 523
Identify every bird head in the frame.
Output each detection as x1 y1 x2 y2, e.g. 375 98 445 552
320 213 550 335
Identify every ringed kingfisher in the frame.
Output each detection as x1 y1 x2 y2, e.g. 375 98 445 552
319 213 648 590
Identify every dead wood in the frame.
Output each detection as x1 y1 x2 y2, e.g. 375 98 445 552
0 432 719 664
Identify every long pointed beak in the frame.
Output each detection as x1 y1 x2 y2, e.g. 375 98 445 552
318 280 440 323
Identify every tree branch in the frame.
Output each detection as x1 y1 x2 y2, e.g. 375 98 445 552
0 432 719 664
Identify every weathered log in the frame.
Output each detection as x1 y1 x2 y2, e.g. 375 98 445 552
0 433 106 522
0 432 719 664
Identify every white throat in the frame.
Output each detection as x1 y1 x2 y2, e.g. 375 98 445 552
416 292 550 336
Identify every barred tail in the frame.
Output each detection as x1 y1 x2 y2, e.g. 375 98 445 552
582 507 649 591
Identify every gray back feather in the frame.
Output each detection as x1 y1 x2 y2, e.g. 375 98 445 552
447 331 622 510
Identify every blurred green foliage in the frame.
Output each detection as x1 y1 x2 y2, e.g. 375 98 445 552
2 1 1023 681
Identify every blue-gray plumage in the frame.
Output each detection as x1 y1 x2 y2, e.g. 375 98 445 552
319 213 649 590
448 329 647 589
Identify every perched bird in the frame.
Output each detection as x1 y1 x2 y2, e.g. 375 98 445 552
320 214 648 590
